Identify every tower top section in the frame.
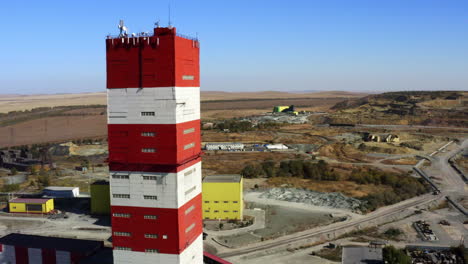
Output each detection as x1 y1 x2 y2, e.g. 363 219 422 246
105 22 200 88
107 21 197 42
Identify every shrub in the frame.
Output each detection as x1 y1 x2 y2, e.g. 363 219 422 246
1 184 20 192
383 246 411 264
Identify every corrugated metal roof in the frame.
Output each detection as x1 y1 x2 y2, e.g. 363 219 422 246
203 174 242 183
9 198 51 204
0 233 103 253
44 186 78 191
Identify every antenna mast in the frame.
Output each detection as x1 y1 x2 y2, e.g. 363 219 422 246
168 4 172 28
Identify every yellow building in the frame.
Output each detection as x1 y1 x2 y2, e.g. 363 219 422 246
9 198 54 214
202 174 243 220
90 180 110 215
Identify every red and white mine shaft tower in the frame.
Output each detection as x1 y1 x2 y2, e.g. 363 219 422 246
106 23 203 264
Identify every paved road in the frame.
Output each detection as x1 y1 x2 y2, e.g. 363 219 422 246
218 139 468 258
219 194 439 258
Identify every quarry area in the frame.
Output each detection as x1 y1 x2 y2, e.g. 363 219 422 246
0 90 467 263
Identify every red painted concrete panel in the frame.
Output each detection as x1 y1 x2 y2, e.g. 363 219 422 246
42 248 56 264
108 120 201 167
106 27 199 89
15 246 28 264
111 194 202 254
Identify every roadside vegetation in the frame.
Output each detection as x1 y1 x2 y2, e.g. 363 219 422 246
216 119 283 133
241 159 430 212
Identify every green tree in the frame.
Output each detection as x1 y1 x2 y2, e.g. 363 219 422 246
261 160 277 178
10 167 17 175
289 160 304 177
383 246 411 264
241 164 263 178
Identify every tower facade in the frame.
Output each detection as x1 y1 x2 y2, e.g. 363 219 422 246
106 26 203 264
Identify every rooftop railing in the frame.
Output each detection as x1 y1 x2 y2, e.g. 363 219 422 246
106 32 198 41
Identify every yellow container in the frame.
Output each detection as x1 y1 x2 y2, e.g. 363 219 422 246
9 198 54 214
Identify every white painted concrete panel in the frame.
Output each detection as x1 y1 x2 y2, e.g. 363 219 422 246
28 248 42 264
1 245 16 264
56 250 71 264
108 87 200 125
110 161 201 209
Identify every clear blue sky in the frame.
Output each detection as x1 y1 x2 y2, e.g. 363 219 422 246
0 0 467 94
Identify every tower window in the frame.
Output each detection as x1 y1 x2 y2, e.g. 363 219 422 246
182 75 194 80
113 194 130 199
143 195 158 200
183 128 195 134
114 232 131 237
144 234 158 239
141 112 155 116
141 132 156 137
144 215 158 220
143 175 158 180
145 249 159 253
112 174 129 179
115 247 131 251
184 169 194 176
185 186 196 196
185 205 195 215
184 142 195 150
185 223 195 233
113 213 131 218
142 148 156 153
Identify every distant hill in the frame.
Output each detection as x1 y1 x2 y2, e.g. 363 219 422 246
327 91 467 127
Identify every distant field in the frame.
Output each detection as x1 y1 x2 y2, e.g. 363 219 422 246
0 93 107 113
0 91 366 147
0 91 366 113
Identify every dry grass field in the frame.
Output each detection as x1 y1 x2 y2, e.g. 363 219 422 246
0 91 366 147
0 93 107 113
0 115 107 147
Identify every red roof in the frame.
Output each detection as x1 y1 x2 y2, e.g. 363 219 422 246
9 198 51 204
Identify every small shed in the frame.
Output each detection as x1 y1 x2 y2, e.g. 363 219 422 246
43 186 80 198
9 198 54 214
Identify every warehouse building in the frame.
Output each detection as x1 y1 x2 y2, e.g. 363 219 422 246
90 180 110 215
202 175 243 220
43 186 80 198
205 143 244 151
0 233 103 264
9 198 54 214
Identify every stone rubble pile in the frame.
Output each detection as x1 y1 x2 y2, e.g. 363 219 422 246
260 188 363 212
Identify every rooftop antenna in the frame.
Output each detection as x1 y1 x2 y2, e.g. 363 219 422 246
118 20 128 37
168 4 173 28
155 20 160 28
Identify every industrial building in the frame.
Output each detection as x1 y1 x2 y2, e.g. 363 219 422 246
205 143 244 151
90 180 110 215
264 144 288 150
43 186 80 198
0 233 103 264
106 22 203 263
0 149 43 171
342 246 383 264
9 198 54 214
273 105 298 115
202 175 243 220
